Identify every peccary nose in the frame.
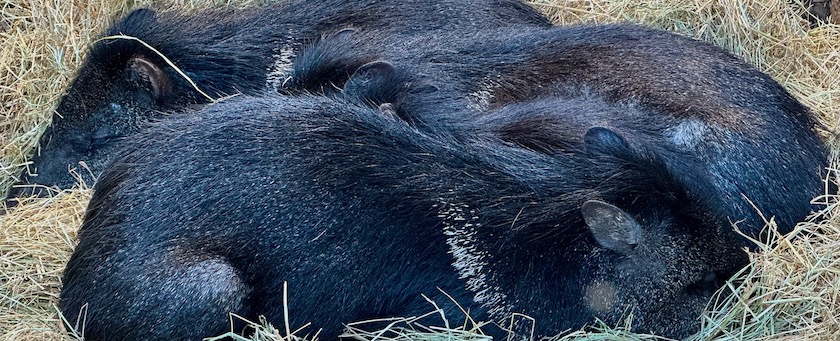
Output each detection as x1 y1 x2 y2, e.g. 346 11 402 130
2 194 20 213
5 161 57 200
3 179 36 213
5 178 49 200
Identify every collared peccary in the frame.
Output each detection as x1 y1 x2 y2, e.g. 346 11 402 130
279 23 830 246
8 0 551 198
60 62 748 340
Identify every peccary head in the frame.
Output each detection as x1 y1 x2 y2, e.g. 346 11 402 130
10 9 185 197
18 58 170 194
576 195 745 337
461 114 749 337
530 126 748 337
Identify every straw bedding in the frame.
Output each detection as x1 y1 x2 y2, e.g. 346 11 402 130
0 0 837 340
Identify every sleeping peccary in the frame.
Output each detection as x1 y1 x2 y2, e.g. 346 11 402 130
60 63 749 340
8 0 551 197
279 23 831 246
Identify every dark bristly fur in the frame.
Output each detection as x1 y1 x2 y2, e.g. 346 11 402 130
8 0 550 196
60 65 748 340
17 4 828 249
280 24 830 246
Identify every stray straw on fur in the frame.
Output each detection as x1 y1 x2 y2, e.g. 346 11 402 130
97 35 216 102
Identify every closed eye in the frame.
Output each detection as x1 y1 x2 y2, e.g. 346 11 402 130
90 136 117 148
686 271 724 294
88 131 125 153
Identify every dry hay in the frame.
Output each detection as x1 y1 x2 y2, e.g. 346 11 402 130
0 0 838 340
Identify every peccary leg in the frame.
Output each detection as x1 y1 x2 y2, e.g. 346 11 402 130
60 247 251 340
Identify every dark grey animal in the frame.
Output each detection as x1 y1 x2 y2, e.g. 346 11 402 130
60 64 748 340
280 24 830 246
8 0 551 197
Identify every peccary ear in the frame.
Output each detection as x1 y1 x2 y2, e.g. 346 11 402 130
324 27 359 40
128 55 171 101
343 60 397 105
346 60 395 88
583 127 630 155
581 200 641 254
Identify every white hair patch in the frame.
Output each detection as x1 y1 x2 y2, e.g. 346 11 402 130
665 118 709 149
468 78 499 111
436 196 513 320
266 43 297 90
